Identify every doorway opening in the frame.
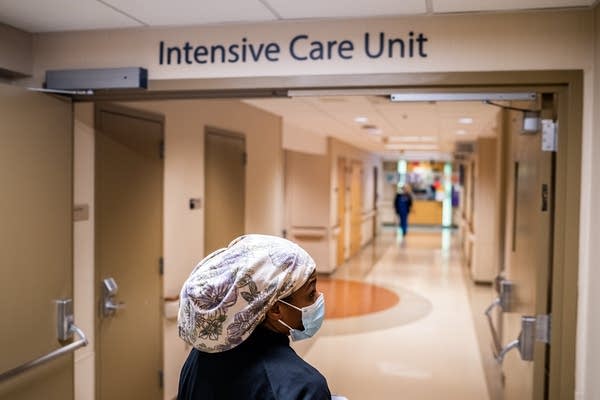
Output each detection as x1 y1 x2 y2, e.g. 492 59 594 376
75 70 580 400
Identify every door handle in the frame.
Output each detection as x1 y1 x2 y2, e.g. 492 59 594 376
484 279 514 357
102 277 126 317
496 316 536 363
104 298 126 313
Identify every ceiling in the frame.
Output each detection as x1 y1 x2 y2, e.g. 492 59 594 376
244 95 503 159
0 0 593 158
0 0 596 34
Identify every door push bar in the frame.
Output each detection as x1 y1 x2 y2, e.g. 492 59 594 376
496 314 551 364
484 279 514 358
0 299 88 383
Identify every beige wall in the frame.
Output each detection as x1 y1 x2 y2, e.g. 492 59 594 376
73 103 95 400
29 11 592 82
282 123 327 155
0 23 32 77
580 6 600 400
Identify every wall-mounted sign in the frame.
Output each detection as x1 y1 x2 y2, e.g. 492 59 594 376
159 31 428 66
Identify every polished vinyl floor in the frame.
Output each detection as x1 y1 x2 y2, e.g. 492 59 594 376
293 228 491 400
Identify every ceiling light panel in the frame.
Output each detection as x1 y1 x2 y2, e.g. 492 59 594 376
0 0 141 32
385 143 439 150
102 0 277 26
265 0 426 19
387 135 438 143
432 0 593 13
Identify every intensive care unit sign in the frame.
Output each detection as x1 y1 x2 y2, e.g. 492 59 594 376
158 32 429 66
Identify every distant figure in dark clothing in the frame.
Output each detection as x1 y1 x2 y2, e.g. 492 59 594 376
394 185 413 235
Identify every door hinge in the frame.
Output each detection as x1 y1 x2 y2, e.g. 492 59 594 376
541 119 558 152
536 314 551 344
159 257 164 275
159 140 165 159
158 369 164 389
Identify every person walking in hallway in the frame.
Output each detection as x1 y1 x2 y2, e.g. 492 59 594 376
394 185 413 236
177 234 331 400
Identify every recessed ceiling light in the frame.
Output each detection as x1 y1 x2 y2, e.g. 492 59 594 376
456 129 467 135
458 117 473 124
354 116 368 123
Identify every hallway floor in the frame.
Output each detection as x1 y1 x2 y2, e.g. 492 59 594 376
293 228 490 400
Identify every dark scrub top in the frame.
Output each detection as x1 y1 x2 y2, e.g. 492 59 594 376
177 325 332 400
394 193 412 216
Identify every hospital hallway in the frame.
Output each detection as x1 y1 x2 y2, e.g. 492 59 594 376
295 227 491 400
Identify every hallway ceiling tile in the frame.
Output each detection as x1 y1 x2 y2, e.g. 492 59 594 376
101 0 277 26
0 0 142 32
264 0 427 19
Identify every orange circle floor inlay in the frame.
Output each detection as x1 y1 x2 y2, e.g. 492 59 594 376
318 278 400 319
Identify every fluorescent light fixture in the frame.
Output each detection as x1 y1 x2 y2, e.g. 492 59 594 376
387 135 437 143
383 151 452 162
456 129 467 135
458 117 473 125
385 143 439 151
354 116 368 123
390 92 537 102
288 90 537 100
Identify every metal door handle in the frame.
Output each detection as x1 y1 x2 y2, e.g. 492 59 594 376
102 277 125 317
484 279 514 357
0 299 88 382
104 299 126 312
485 298 503 356
496 316 536 363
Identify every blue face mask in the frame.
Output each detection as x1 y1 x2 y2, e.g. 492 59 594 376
278 293 325 341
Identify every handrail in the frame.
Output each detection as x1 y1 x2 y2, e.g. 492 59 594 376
290 226 327 239
0 324 88 383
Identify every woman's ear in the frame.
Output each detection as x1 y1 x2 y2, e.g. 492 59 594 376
265 301 283 322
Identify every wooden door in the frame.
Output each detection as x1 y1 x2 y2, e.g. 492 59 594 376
95 105 164 400
349 161 363 257
0 84 74 399
337 158 346 265
502 107 553 400
204 129 246 254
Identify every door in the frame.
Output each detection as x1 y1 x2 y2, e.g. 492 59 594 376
372 166 378 237
204 129 246 254
337 157 346 265
0 84 74 399
349 161 363 257
95 105 164 400
501 104 554 399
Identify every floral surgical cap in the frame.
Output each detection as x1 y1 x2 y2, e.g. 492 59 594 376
178 234 316 353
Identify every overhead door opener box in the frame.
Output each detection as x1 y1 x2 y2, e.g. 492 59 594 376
45 67 148 90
